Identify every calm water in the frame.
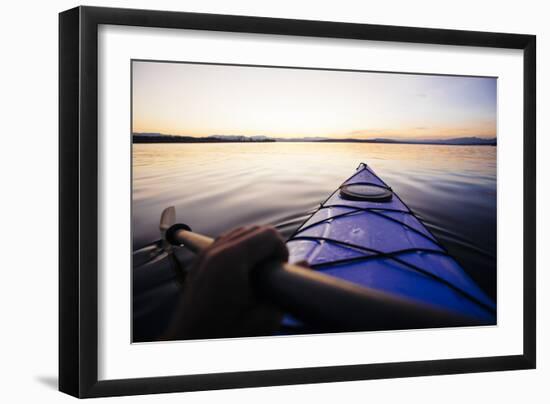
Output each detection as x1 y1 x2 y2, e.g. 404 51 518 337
133 142 496 301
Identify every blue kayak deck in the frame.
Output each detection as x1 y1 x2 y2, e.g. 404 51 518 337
286 163 496 326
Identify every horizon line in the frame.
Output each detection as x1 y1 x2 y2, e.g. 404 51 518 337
132 132 497 141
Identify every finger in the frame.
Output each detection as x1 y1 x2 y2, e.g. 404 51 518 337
197 226 264 270
216 227 245 242
295 260 311 269
226 226 288 267
216 226 259 244
224 226 261 243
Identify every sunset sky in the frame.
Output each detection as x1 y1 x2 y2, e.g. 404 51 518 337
132 60 497 140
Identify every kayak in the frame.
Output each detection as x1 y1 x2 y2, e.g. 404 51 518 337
284 162 496 329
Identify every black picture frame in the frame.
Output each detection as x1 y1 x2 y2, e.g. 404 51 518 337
59 6 536 398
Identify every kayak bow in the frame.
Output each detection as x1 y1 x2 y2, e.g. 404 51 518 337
285 163 496 328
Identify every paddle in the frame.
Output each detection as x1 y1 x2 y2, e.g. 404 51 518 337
161 207 490 332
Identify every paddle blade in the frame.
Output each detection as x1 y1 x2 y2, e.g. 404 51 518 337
160 206 176 233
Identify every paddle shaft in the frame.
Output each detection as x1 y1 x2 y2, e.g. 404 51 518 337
168 227 492 331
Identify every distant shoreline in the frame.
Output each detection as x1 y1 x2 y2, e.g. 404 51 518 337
132 133 497 146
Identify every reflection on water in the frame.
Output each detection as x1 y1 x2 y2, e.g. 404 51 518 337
133 142 496 301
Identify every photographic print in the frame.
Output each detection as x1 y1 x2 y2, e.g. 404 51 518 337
131 60 497 343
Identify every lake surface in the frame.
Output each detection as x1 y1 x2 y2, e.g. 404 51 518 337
133 142 496 301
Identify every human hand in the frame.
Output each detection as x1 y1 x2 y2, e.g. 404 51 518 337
169 226 288 340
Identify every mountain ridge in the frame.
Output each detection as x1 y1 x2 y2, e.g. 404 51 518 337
133 133 496 146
